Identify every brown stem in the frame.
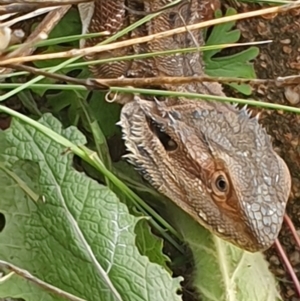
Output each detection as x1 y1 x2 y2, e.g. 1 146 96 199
284 214 300 251
274 239 300 297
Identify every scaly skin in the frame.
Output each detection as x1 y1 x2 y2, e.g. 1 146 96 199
85 0 291 252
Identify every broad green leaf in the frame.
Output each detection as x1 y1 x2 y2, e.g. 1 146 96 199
0 114 182 301
169 205 282 301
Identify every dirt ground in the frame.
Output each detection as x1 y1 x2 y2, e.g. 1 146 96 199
177 2 300 301
224 2 300 300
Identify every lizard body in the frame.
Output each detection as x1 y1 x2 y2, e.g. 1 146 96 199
84 0 291 252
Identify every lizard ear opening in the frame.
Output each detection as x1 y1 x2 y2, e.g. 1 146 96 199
147 118 178 151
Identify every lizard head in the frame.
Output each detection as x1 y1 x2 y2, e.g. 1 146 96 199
120 96 291 252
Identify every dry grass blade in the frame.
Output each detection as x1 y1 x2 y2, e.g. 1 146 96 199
90 74 300 87
1 1 300 65
0 6 61 27
0 260 87 301
0 0 89 15
0 5 70 76
0 0 91 3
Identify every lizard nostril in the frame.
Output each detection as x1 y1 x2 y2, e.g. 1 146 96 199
147 118 178 151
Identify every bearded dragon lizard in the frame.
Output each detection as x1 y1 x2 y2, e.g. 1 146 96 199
83 0 291 252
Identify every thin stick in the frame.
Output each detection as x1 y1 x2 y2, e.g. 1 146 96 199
0 6 70 76
7 63 99 88
0 260 87 301
90 74 300 87
6 6 71 58
284 214 300 250
274 240 300 297
7 63 300 89
0 0 90 5
0 1 300 65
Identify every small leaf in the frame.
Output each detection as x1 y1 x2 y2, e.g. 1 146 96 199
204 8 259 95
135 219 171 273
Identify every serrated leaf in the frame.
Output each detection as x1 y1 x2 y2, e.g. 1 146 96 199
205 47 259 78
0 113 182 301
205 8 239 56
169 205 282 301
204 8 258 95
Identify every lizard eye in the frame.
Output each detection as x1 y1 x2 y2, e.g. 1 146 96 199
212 171 229 196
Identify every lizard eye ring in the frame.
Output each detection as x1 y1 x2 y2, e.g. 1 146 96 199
211 171 229 196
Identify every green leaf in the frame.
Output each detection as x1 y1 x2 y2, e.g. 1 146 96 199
46 69 90 125
47 90 82 125
205 9 240 58
0 114 182 301
169 206 282 301
204 8 259 95
135 219 171 273
88 91 122 138
111 162 171 273
48 8 81 41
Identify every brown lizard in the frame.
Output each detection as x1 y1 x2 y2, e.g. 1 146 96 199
83 0 292 252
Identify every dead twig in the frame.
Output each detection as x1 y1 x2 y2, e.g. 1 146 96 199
1 2 300 65
90 75 300 87
0 0 90 14
5 63 300 90
6 63 102 89
0 6 71 76
6 6 71 59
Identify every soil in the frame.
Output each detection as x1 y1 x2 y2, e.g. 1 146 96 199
177 2 300 301
223 1 300 300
